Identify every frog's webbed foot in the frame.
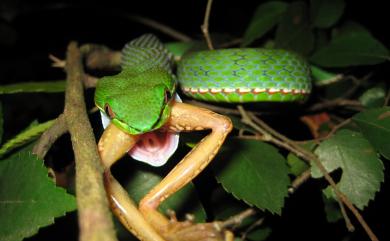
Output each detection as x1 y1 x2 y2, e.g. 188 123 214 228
162 212 233 241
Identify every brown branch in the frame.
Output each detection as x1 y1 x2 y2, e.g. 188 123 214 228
237 106 379 241
32 114 67 159
80 44 121 70
201 0 214 50
64 42 118 241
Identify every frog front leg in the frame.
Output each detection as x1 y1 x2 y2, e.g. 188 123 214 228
139 102 233 241
98 102 233 241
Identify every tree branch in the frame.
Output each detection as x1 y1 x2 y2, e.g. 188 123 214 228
63 42 118 241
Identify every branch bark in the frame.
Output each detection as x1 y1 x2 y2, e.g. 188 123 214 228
63 42 118 241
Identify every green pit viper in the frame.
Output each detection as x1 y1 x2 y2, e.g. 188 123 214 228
95 34 311 241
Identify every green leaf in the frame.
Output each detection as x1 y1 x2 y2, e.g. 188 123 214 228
241 1 288 47
322 190 343 223
165 42 197 59
287 153 309 176
215 140 290 214
353 107 390 160
311 129 384 209
0 145 76 241
0 81 66 95
247 227 272 241
310 22 390 67
275 1 314 55
0 102 3 144
358 87 386 108
228 115 256 133
310 0 345 28
123 164 206 222
310 65 342 86
0 119 55 159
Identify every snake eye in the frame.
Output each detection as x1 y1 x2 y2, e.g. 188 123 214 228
164 89 172 103
104 104 115 118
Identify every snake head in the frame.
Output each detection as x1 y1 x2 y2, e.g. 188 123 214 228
95 68 176 135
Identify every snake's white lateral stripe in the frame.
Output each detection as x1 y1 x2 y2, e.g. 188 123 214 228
223 87 236 93
182 87 309 95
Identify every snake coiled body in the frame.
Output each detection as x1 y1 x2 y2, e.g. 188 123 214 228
120 34 312 103
177 48 311 102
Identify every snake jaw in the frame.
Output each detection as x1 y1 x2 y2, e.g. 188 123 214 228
98 123 139 168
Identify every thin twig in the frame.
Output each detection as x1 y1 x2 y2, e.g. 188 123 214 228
64 42 118 241
49 54 66 68
237 105 379 241
218 38 243 48
384 89 390 106
289 169 311 194
201 0 214 50
219 208 257 229
241 218 265 241
32 114 67 159
308 98 364 112
129 15 192 42
337 198 355 232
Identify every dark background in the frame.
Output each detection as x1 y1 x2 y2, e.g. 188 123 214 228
0 1 388 241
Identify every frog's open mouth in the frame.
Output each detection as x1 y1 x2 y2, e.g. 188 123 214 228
128 130 179 167
99 98 180 167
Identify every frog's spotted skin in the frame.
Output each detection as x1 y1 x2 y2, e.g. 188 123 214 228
177 48 311 102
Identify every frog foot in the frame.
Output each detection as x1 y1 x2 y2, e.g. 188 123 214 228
160 210 234 241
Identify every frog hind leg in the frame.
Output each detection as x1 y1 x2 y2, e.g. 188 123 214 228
98 123 166 241
139 102 233 241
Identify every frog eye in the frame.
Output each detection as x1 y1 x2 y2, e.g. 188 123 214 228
164 89 172 103
104 104 115 118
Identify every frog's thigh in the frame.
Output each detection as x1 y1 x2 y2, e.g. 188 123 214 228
139 102 232 227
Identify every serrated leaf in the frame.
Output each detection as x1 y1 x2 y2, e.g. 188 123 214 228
122 164 206 222
311 129 384 209
358 87 386 108
0 81 66 95
215 140 290 214
0 119 55 158
275 1 314 55
310 0 345 28
353 107 390 160
241 1 288 47
0 145 76 241
310 22 390 67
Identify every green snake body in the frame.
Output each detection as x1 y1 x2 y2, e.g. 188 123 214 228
119 34 311 104
177 48 311 102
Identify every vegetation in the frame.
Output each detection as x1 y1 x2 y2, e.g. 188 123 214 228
0 1 388 241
